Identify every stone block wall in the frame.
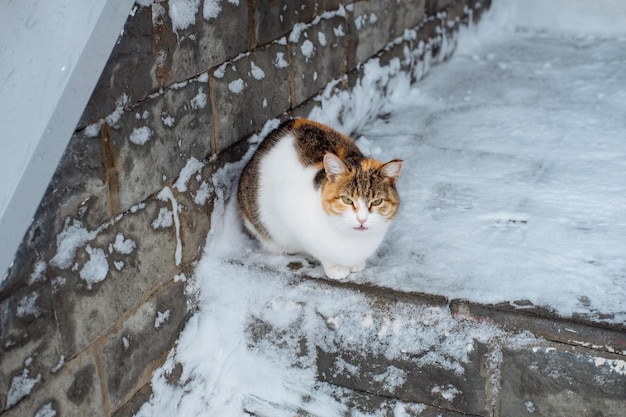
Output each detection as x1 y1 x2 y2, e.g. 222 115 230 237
0 0 490 416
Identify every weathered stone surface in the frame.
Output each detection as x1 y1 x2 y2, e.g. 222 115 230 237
252 0 320 46
160 0 249 86
50 197 179 358
100 281 188 410
499 343 626 417
111 383 152 417
210 41 291 152
347 0 393 69
0 279 66 411
441 0 468 33
5 351 105 417
390 0 426 39
289 15 348 106
317 343 490 416
108 74 212 215
78 4 158 128
331 386 474 417
451 301 626 355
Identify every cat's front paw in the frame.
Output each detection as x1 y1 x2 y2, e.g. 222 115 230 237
323 264 351 280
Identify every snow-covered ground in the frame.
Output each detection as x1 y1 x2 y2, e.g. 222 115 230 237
137 1 626 416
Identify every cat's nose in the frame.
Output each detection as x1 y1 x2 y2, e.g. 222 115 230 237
357 215 367 225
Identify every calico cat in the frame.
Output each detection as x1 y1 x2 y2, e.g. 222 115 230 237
237 118 403 279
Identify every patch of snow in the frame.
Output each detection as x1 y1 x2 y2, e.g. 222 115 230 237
6 366 42 409
250 62 265 80
155 309 171 328
50 355 65 373
333 25 345 37
130 202 146 213
34 402 57 417
174 157 204 193
152 207 173 229
28 261 46 285
432 384 460 401
123 335 130 350
50 219 102 270
168 0 200 32
273 52 289 69
372 365 407 393
593 357 626 376
79 246 109 289
203 0 221 20
161 114 175 127
228 79 246 94
213 63 227 78
317 32 327 47
51 276 66 293
157 187 182 266
16 292 40 318
525 400 536 413
194 181 213 206
129 126 152 145
112 233 136 255
300 40 315 60
190 88 207 109
289 22 307 43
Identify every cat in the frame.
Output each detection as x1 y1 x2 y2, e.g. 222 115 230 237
237 118 403 279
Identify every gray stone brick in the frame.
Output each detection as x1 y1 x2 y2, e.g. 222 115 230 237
347 0 393 69
317 343 490 416
78 4 158 128
106 74 213 216
331 386 475 417
0 282 66 411
451 301 626 356
4 351 105 417
441 0 468 33
111 383 152 417
252 0 320 46
289 15 348 106
50 197 179 358
99 281 188 410
210 41 291 152
161 0 250 86
390 0 426 39
499 343 626 417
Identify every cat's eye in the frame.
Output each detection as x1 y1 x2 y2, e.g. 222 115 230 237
370 198 383 206
341 196 353 205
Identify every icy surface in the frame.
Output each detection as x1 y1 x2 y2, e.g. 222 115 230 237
137 1 626 415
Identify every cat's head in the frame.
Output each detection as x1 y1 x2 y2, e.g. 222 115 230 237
321 153 403 232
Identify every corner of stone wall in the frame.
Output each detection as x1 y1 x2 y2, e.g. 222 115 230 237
0 0 491 415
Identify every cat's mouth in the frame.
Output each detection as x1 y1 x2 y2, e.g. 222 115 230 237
354 225 368 231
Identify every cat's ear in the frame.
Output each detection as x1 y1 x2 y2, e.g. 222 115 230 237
379 159 403 184
323 153 348 183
